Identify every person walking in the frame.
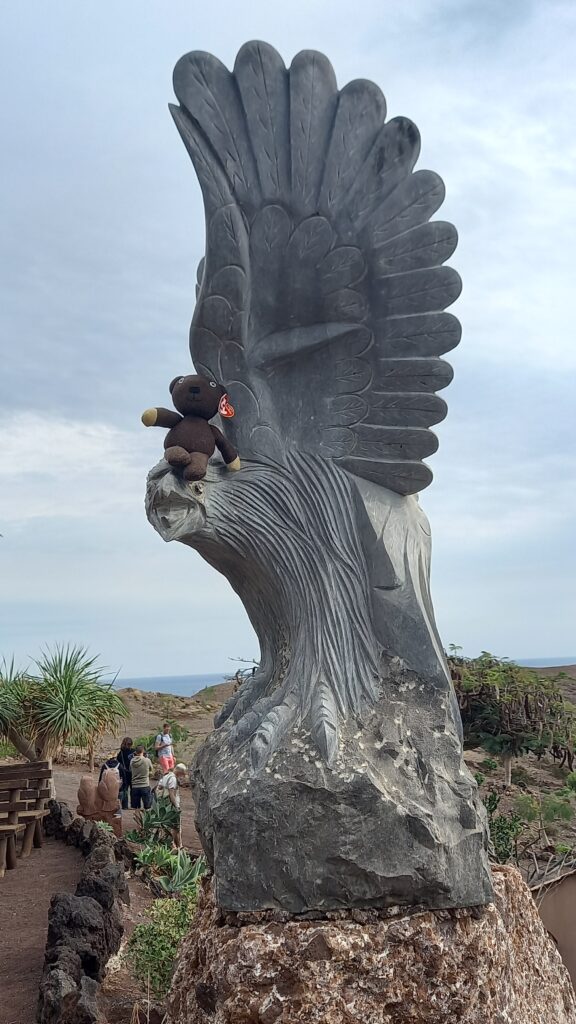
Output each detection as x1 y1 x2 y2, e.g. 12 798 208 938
130 744 154 809
155 762 187 848
117 737 134 810
155 723 175 772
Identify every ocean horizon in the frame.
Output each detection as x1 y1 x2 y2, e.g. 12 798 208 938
112 658 576 697
516 657 576 668
114 672 228 697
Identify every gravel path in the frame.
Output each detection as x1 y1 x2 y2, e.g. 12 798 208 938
0 838 84 1024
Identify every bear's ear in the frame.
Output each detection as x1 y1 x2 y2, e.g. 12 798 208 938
169 376 185 394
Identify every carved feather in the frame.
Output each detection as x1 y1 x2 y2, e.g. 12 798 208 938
345 117 420 228
290 50 338 212
320 79 387 213
173 53 258 208
171 43 462 495
234 42 290 200
367 170 446 247
374 313 461 358
169 105 234 215
311 682 339 764
251 700 296 770
374 222 458 273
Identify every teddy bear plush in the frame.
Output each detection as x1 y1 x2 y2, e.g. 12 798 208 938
142 374 241 481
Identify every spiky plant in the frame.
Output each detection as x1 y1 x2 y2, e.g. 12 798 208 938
0 644 127 761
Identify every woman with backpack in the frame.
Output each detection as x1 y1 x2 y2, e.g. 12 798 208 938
116 736 134 810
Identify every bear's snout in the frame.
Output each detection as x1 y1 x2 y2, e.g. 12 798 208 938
189 385 201 394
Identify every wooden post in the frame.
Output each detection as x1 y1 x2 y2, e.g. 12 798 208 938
6 834 17 870
8 788 22 865
0 836 7 878
21 821 36 858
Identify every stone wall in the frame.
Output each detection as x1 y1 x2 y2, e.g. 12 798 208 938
37 801 129 1024
168 866 576 1024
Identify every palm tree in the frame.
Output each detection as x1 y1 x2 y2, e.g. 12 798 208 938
0 645 128 764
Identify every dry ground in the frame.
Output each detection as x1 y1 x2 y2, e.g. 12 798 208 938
0 838 84 1024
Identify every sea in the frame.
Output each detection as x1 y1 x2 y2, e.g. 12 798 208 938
112 659 576 697
114 672 228 697
516 658 576 668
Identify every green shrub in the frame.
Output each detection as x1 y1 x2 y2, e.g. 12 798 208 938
542 794 573 824
511 765 531 787
156 851 206 895
196 685 216 702
449 651 576 781
490 812 524 863
565 772 576 792
95 821 114 837
483 792 524 863
125 892 198 997
480 758 499 773
474 771 485 787
135 842 176 875
135 844 207 895
125 798 181 847
514 794 539 822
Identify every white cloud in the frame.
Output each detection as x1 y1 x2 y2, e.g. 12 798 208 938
0 414 148 524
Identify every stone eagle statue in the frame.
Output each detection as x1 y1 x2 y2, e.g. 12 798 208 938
146 41 492 912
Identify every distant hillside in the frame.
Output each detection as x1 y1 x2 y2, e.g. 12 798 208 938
526 664 576 704
98 680 234 764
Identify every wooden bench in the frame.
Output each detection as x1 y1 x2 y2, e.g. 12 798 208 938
0 763 52 876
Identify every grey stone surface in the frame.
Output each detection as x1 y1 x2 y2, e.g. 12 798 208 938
144 42 492 912
146 459 492 911
195 664 492 913
170 41 461 498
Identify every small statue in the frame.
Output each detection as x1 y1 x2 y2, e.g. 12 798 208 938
142 373 240 481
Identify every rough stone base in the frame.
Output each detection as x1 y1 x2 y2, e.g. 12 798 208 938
167 867 576 1024
194 676 493 912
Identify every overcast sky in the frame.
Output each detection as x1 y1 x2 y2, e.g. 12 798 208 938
1 0 575 680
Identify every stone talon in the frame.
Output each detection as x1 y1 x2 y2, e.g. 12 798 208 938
141 408 158 426
227 456 241 471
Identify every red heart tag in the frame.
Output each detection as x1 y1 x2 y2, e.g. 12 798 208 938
219 394 235 418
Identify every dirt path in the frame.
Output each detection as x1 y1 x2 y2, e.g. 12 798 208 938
0 838 84 1024
53 766 204 854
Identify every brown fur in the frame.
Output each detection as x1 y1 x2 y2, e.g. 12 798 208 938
142 374 238 481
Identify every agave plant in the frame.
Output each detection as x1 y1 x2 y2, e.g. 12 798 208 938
157 852 207 894
127 798 182 847
136 842 177 875
0 644 127 762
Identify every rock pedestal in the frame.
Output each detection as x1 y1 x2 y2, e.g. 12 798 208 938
167 867 576 1024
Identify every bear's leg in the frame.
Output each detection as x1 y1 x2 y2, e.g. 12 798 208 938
165 445 192 467
182 453 210 481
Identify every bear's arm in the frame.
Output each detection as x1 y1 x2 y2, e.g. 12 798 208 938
141 408 182 428
211 425 240 469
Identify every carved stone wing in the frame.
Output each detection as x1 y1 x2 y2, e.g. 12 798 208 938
170 41 461 495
